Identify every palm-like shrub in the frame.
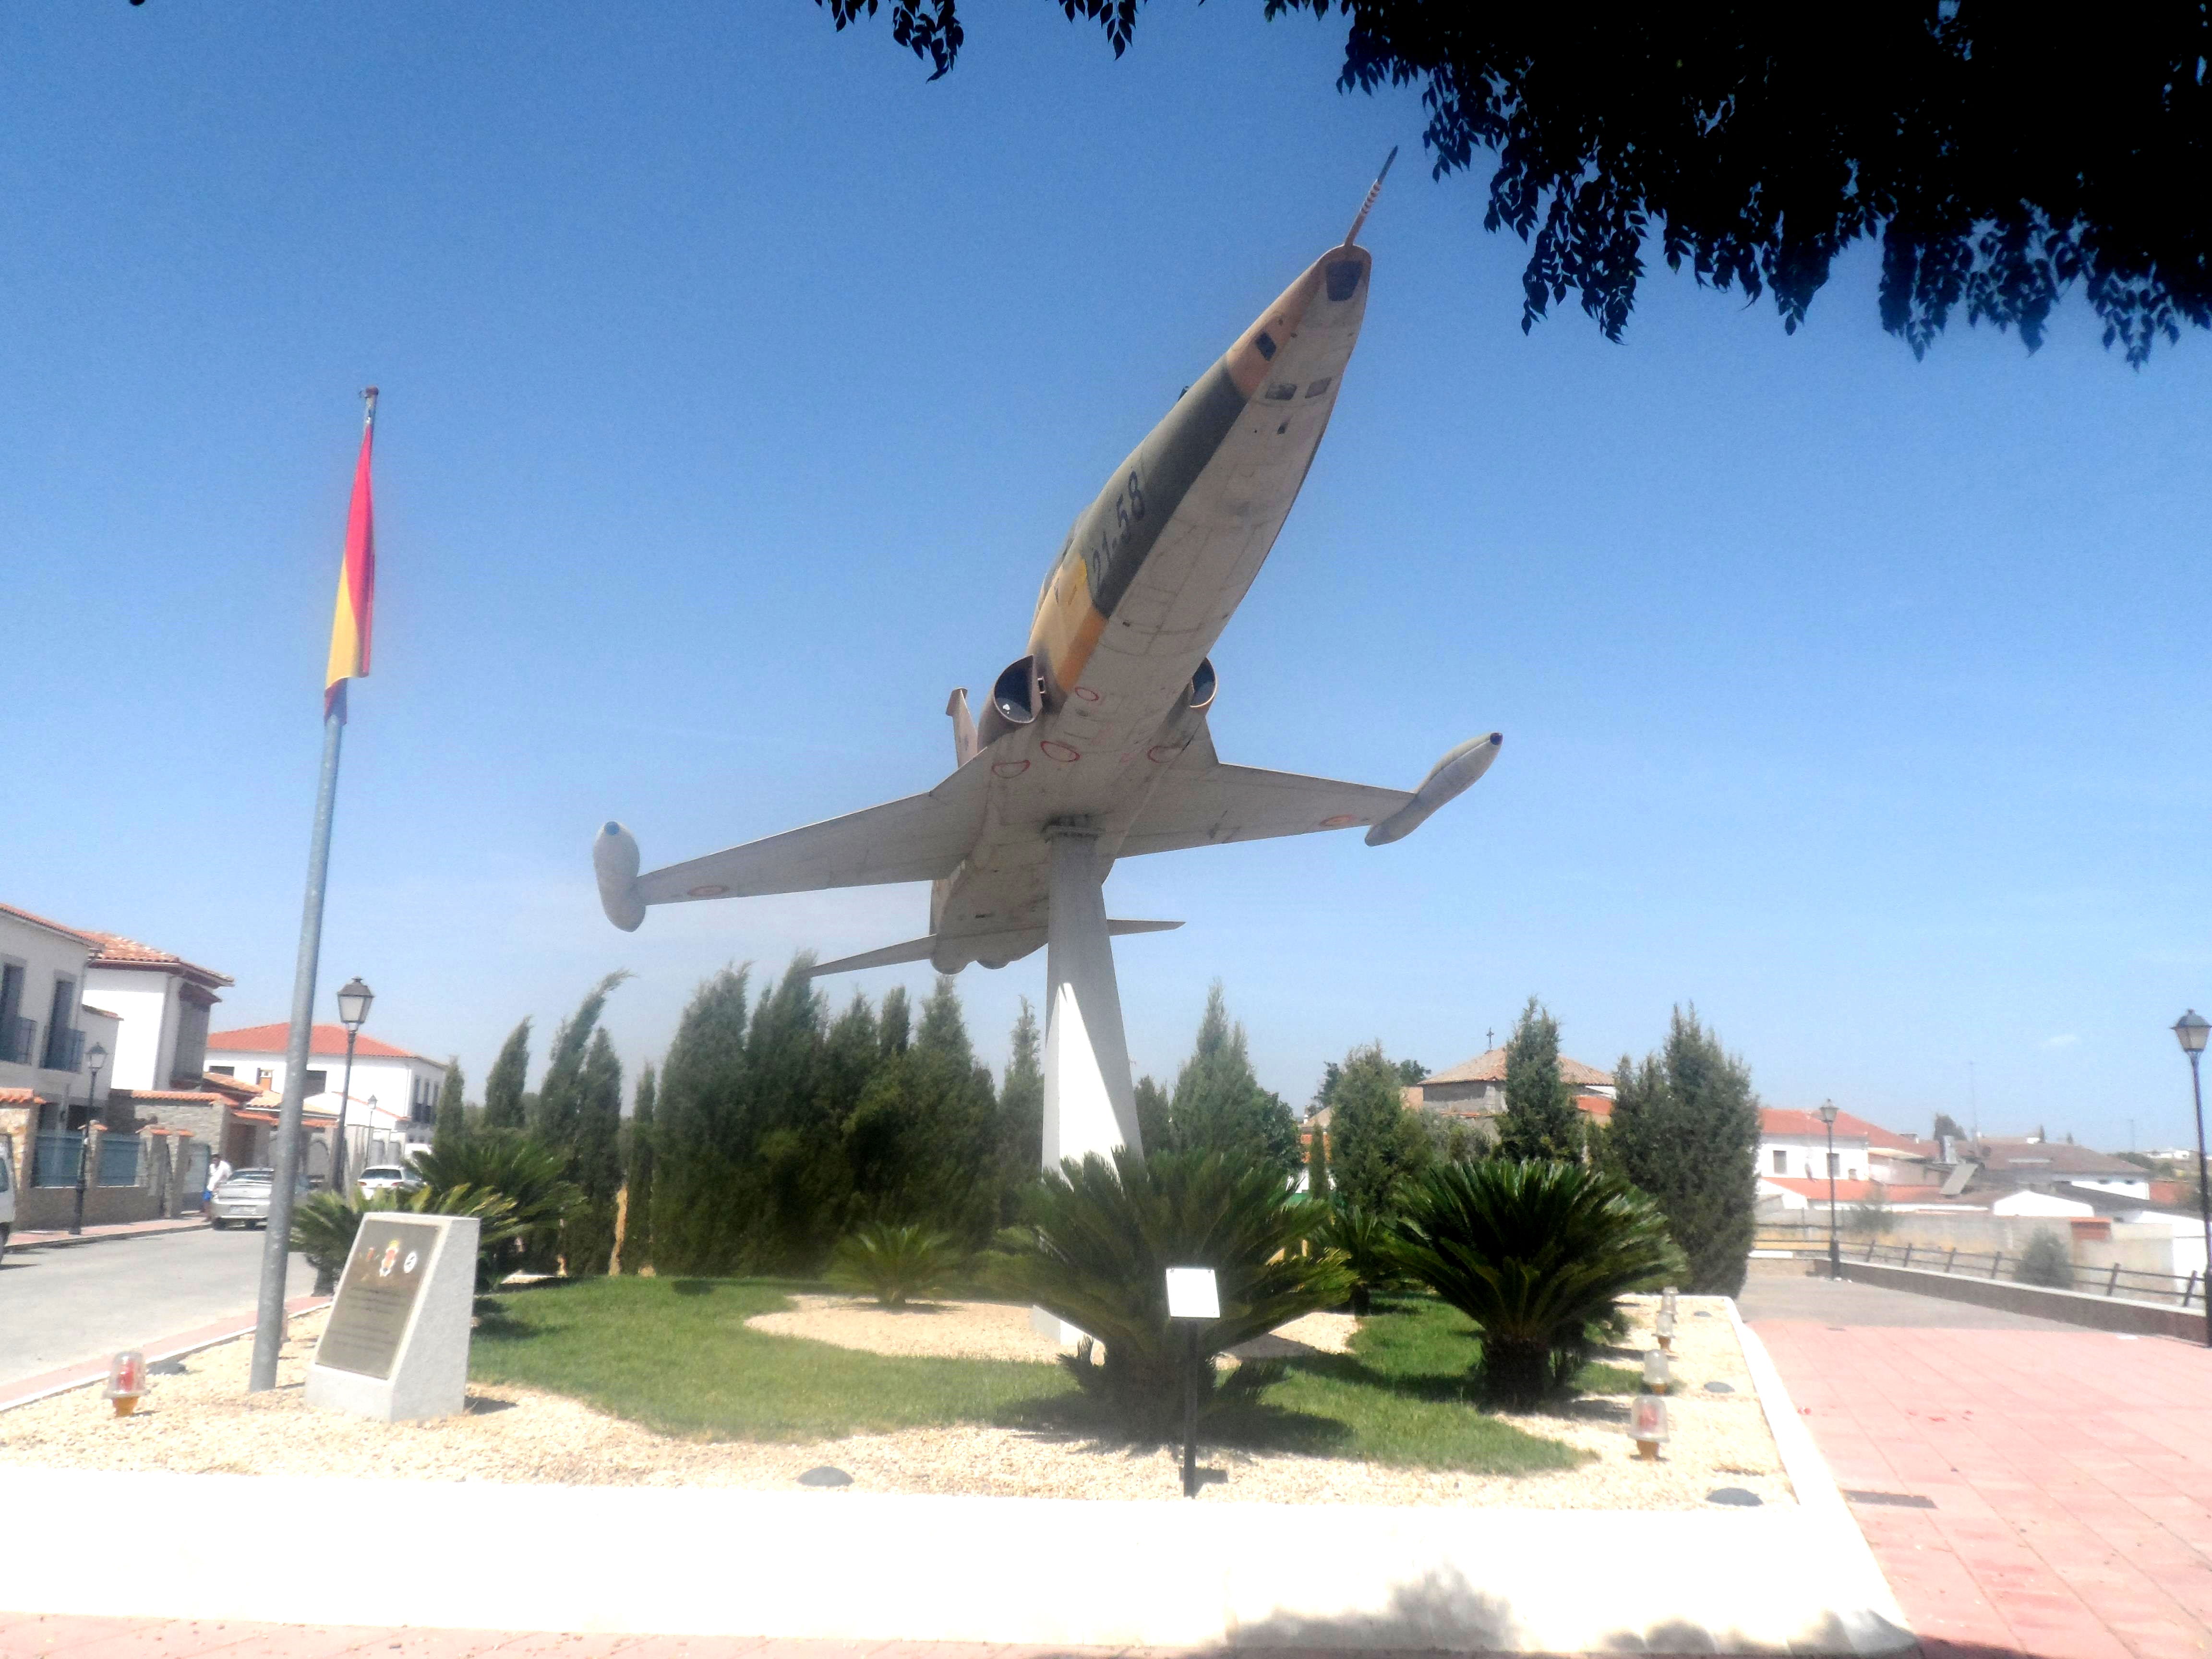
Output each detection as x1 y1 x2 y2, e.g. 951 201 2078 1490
990 1146 1350 1439
1320 1200 1402 1315
290 1183 525 1293
409 1129 582 1286
1392 1158 1679 1409
830 1222 962 1308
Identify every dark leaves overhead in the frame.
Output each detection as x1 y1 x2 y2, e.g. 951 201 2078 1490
821 0 2212 362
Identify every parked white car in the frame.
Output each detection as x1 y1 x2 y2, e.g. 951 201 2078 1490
209 1167 310 1229
356 1164 422 1199
0 1141 15 1253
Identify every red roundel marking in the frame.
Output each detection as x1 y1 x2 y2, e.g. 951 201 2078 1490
1040 740 1081 763
1321 815 1360 828
992 759 1030 778
1147 745 1178 763
1072 686 1101 703
687 884 730 898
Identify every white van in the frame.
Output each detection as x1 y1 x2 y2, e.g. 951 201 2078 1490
0 1139 16 1254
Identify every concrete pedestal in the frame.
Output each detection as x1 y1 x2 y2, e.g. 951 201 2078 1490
303 1212 478 1422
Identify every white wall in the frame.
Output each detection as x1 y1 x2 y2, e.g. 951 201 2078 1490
0 911 96 1115
82 973 178 1091
1759 1132 1870 1182
206 1045 443 1128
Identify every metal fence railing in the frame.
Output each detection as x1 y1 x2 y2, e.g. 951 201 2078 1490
1797 1236 2205 1309
32 1131 82 1188
41 1024 84 1072
96 1134 142 1188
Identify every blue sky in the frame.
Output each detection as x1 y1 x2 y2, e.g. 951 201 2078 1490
3 3 2206 1152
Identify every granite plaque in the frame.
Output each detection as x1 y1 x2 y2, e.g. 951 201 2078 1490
318 1217 438 1379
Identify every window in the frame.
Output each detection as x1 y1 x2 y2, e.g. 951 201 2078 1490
0 962 25 1062
305 1069 328 1097
1827 1152 1840 1177
1772 1150 1787 1174
42 976 78 1070
208 1065 235 1077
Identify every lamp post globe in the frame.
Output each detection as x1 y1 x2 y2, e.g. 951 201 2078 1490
1817 1099 1841 1280
325 978 373 1244
2174 1011 2212 1349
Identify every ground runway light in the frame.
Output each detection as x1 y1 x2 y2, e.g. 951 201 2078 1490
595 159 1504 1178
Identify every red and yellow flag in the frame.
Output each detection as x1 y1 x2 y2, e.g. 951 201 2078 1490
324 390 377 721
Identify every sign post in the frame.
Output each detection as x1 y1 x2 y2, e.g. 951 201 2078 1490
1165 1265 1219 1500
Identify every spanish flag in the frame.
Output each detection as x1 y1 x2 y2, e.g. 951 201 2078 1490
323 390 377 721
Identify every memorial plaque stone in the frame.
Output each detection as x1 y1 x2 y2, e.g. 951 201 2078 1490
305 1211 478 1422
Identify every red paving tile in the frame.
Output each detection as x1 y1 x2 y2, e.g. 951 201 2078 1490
1757 1316 2212 1659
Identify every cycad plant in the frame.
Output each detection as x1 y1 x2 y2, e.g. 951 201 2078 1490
409 1129 583 1286
290 1183 523 1293
990 1146 1350 1439
1319 1200 1402 1315
829 1221 962 1308
1392 1158 1678 1409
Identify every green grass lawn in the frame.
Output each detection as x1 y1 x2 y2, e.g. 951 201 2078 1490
470 1277 1587 1475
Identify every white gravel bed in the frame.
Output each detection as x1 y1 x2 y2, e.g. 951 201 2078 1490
743 1294 1356 1362
0 1294 1788 1510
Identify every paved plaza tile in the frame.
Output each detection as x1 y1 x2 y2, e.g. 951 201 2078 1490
1748 1271 2212 1659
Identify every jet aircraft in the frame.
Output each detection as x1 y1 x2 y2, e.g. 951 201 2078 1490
594 160 1500 1157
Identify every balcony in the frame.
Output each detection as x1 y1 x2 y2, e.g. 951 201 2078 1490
0 1015 35 1067
41 1025 84 1073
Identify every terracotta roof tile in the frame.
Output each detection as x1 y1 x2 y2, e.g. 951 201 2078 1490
81 930 233 987
1760 1107 1917 1147
0 901 99 946
1760 1177 1888 1203
207 1022 431 1062
0 1087 50 1106
1421 1047 1614 1089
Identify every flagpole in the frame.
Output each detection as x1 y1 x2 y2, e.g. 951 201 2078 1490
250 387 376 1393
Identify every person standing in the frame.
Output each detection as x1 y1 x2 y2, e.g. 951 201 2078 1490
204 1153 232 1219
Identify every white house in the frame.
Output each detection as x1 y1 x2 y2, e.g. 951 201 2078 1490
1759 1107 1872 1183
205 1022 445 1172
0 902 115 1136
83 931 233 1092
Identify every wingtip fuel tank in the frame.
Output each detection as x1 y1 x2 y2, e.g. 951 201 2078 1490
594 820 646 931
1365 733 1504 846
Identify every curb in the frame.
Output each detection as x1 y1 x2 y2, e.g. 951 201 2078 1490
0 1295 331 1414
7 1217 212 1252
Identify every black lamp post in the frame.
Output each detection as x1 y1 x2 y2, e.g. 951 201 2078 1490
2174 1010 2210 1349
1818 1099 1841 1279
68 1041 108 1237
328 977 373 1199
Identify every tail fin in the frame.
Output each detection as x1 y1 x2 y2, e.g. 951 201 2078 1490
947 687 978 766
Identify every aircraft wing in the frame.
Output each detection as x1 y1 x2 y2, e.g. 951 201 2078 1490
1115 756 1414 857
616 753 990 914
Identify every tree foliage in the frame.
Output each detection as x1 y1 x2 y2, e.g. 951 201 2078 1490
1155 982 1300 1176
482 1020 530 1131
1323 1043 1431 1214
1495 996 1582 1162
825 0 2212 362
1607 1007 1762 1296
433 1058 467 1155
996 997 1043 1221
621 1064 656 1274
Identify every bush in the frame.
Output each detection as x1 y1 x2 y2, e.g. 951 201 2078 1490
290 1183 523 1293
1319 1200 1402 1316
409 1128 582 1286
830 1222 962 1308
1392 1159 1680 1410
989 1146 1351 1439
2015 1230 2075 1289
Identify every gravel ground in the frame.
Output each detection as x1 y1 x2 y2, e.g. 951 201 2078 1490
0 1295 1789 1509
744 1295 1357 1362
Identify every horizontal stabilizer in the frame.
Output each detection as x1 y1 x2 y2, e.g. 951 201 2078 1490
805 918 1184 979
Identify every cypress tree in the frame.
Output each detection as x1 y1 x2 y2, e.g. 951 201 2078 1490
878 985 910 1058
1608 1005 1761 1294
1305 1110 1332 1199
561 1027 625 1274
741 958 840 1272
845 976 1000 1245
621 1064 656 1274
650 966 752 1274
433 1058 467 1155
1132 1076 1171 1153
482 1020 531 1130
1327 1044 1431 1214
1165 982 1301 1175
997 997 1043 1218
1495 996 1584 1162
533 972 630 1143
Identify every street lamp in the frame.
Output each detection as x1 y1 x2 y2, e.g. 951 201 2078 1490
1818 1099 1841 1280
68 1042 108 1238
328 977 373 1200
2174 1010 2210 1349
